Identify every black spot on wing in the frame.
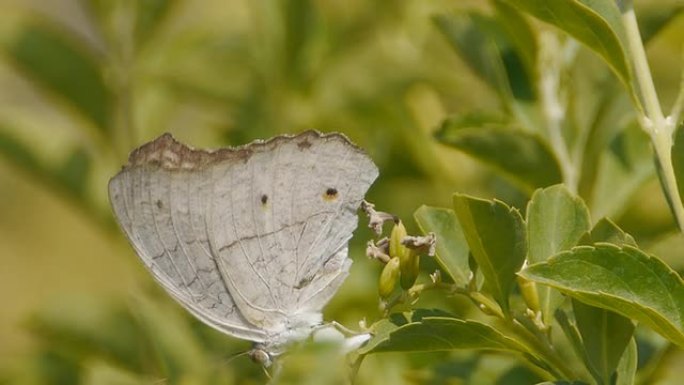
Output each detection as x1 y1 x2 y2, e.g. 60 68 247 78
323 187 338 201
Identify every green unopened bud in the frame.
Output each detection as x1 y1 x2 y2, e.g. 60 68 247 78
389 220 408 259
399 249 420 290
379 257 401 298
517 275 540 313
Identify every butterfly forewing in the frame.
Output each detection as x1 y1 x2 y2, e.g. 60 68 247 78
109 131 378 344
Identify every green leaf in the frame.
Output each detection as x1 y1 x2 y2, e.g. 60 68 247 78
365 317 530 355
535 382 589 385
56 148 91 199
433 13 507 97
579 217 637 247
520 244 684 347
26 295 147 373
573 216 637 385
527 185 590 323
527 185 591 263
414 205 470 286
437 120 562 192
503 0 631 88
8 23 111 131
554 309 590 375
359 309 455 355
647 231 684 272
453 194 527 313
493 0 538 78
130 294 210 375
615 338 637 385
573 299 635 384
496 365 544 385
673 124 684 206
433 12 535 102
0 128 43 174
638 4 684 44
282 0 323 86
0 130 93 204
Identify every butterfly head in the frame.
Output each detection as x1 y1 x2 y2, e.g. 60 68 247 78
248 345 274 367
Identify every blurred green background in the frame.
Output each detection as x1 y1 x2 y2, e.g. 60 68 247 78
1 0 684 384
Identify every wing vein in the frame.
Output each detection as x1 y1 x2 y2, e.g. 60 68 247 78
169 171 207 292
227 164 278 307
148 170 191 296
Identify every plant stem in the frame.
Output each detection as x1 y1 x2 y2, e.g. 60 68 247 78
621 5 684 230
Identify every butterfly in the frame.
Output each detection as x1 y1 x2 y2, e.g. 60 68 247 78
108 130 378 366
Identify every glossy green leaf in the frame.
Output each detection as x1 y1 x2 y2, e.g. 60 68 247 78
579 217 637 247
527 185 590 323
573 299 635 384
572 215 637 384
527 185 591 263
615 338 637 385
503 0 631 88
359 309 455 355
8 23 111 131
521 244 684 347
414 205 470 286
453 194 527 313
535 382 589 385
365 317 529 355
437 121 562 192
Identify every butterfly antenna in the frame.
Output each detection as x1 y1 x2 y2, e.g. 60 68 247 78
219 349 251 368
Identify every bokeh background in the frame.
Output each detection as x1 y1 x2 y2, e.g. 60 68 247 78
1 0 684 384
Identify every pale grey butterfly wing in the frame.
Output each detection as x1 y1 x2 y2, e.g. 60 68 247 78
108 136 269 342
108 131 378 344
208 132 377 331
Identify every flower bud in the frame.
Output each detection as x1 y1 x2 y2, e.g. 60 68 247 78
389 220 408 260
399 249 420 290
378 257 401 298
517 275 540 313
